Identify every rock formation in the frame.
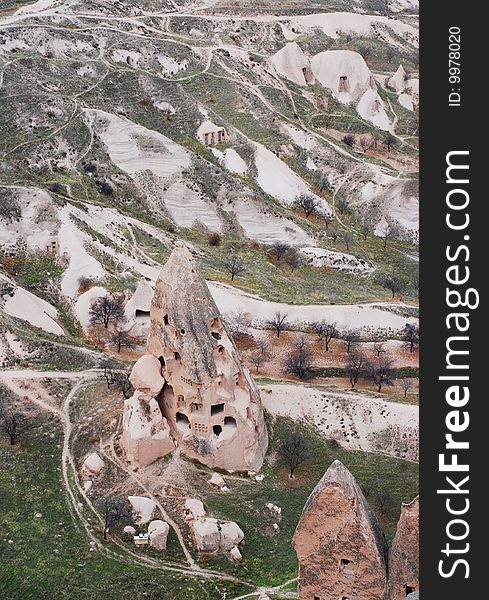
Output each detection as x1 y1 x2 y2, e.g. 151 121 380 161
121 390 174 468
121 243 267 472
82 452 105 476
148 519 170 551
388 496 419 599
124 278 154 336
293 460 388 600
191 517 244 555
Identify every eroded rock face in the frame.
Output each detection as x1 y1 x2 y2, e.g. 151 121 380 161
144 243 267 472
148 519 170 551
191 517 244 555
388 496 419 600
129 354 165 397
122 391 174 467
192 518 221 553
293 460 388 600
82 452 104 475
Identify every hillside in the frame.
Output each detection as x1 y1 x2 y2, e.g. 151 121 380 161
0 1 419 599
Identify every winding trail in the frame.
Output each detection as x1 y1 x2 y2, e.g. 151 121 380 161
0 369 249 586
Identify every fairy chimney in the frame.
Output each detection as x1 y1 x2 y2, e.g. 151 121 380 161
293 460 388 600
123 243 268 472
388 496 419 599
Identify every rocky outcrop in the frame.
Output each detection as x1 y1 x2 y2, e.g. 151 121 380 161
122 244 268 472
148 519 170 551
388 496 419 599
191 517 244 555
293 460 388 600
82 452 105 475
145 243 267 472
121 390 174 468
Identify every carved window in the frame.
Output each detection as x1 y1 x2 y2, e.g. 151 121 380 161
213 425 222 436
211 403 224 416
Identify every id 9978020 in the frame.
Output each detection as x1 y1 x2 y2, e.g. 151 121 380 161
448 26 461 107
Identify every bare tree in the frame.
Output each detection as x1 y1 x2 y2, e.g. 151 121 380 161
343 330 360 355
111 371 133 399
0 405 20 445
369 358 396 392
403 323 419 353
399 378 414 398
269 241 290 262
346 351 367 389
336 197 350 215
377 273 403 299
373 342 386 358
225 309 251 339
359 134 372 154
342 232 354 252
320 173 330 192
99 359 117 389
277 431 310 478
385 133 398 152
284 248 303 272
375 490 398 519
380 222 399 249
284 335 314 380
312 320 339 352
250 352 267 374
109 327 136 353
268 311 289 338
89 294 125 329
343 134 355 148
255 336 270 356
249 336 270 374
222 254 246 281
294 193 318 218
360 218 373 241
329 226 339 242
101 496 130 540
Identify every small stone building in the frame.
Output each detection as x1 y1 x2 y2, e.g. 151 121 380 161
293 460 388 600
197 120 227 146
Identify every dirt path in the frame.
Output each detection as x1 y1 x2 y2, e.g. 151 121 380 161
0 369 250 586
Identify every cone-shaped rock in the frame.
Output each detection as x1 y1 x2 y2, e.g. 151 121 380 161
145 243 268 472
293 460 388 600
388 496 419 599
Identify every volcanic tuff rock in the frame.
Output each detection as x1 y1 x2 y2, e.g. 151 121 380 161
293 460 388 600
122 243 268 472
388 496 419 599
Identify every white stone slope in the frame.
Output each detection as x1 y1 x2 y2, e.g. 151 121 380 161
0 274 64 336
261 383 418 461
209 281 417 334
83 109 191 178
254 143 331 215
288 12 418 48
210 148 248 175
58 206 106 298
271 42 309 86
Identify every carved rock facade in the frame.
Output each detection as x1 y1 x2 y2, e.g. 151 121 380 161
122 243 268 472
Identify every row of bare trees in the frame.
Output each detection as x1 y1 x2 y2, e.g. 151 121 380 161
262 312 419 354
